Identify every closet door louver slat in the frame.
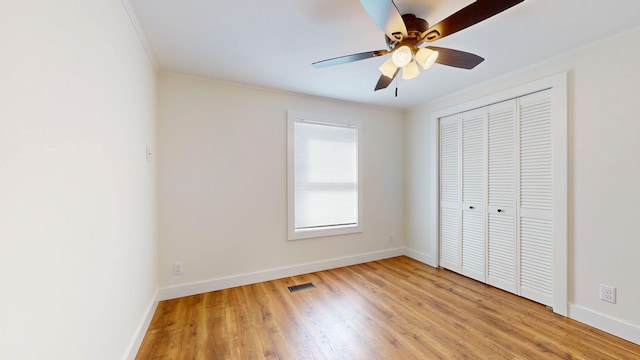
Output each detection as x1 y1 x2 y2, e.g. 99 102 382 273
461 109 486 282
440 114 462 272
462 211 486 281
441 207 460 270
487 213 517 293
462 110 485 205
519 90 553 306
487 100 518 293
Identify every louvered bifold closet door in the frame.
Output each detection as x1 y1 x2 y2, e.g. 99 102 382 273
461 109 486 282
519 90 554 307
487 99 518 294
440 114 462 273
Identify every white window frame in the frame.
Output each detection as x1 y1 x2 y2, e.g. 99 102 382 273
287 111 363 241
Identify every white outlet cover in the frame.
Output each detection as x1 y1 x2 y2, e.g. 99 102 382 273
173 262 183 275
600 284 616 303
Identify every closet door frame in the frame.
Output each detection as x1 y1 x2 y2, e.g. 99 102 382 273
431 73 568 316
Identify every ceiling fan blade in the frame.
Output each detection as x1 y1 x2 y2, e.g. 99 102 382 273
360 0 408 41
374 68 399 91
427 46 484 69
418 0 524 43
312 50 389 68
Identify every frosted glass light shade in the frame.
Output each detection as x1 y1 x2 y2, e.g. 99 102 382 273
416 48 439 70
378 57 398 78
391 46 413 68
401 60 420 80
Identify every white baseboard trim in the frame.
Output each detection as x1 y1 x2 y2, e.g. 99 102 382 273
404 248 436 267
569 304 640 345
158 248 406 301
122 290 159 360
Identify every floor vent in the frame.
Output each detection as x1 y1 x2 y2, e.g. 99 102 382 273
288 282 315 293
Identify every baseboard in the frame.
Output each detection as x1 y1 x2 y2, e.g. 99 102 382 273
158 248 405 301
404 248 436 267
122 290 159 360
569 304 640 345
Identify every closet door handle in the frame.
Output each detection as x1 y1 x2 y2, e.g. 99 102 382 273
469 206 475 210
497 209 503 213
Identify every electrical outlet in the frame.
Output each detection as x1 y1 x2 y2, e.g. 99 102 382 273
389 233 395 244
600 284 616 303
173 262 184 275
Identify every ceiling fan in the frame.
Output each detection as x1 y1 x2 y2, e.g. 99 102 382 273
312 0 524 91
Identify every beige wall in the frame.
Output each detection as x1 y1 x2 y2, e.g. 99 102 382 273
405 27 640 339
0 1 157 359
4 1 638 355
157 74 405 287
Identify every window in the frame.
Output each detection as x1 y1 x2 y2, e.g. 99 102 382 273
287 111 363 240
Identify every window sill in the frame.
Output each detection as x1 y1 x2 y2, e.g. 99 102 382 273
288 224 362 241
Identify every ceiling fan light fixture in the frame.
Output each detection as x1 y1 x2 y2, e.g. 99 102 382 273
416 48 439 70
402 60 420 80
391 45 413 68
312 0 526 92
378 57 398 78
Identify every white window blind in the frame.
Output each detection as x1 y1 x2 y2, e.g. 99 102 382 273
294 120 358 229
287 112 363 240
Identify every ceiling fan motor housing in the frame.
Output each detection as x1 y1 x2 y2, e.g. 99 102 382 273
385 14 429 49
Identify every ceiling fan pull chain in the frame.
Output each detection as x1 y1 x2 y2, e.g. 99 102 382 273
395 77 398 97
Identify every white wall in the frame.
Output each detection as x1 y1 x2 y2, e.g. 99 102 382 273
0 1 157 359
157 74 404 289
405 27 640 341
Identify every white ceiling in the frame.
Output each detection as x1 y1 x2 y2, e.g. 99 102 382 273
129 0 640 109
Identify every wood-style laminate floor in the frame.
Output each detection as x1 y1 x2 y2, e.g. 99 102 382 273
136 256 640 359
